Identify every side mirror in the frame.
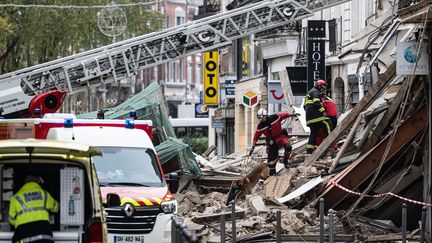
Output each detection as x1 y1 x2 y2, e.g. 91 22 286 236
106 193 121 207
165 172 179 194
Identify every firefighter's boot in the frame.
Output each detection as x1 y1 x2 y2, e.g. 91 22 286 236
268 161 277 175
283 144 292 169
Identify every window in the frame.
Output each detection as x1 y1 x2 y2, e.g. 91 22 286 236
347 74 359 105
94 147 164 187
173 62 177 82
271 72 280 80
176 16 185 25
174 7 185 26
166 16 171 28
187 62 192 84
362 72 372 93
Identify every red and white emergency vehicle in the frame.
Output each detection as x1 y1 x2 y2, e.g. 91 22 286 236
0 115 178 243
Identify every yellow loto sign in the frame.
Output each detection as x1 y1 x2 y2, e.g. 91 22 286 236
203 51 219 105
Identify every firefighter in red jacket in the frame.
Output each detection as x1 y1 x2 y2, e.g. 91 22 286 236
315 94 338 146
322 94 338 129
249 108 300 175
304 80 332 154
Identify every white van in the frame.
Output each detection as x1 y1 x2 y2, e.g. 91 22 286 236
46 119 178 243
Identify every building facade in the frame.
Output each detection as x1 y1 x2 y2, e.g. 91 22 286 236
140 0 204 118
233 0 393 151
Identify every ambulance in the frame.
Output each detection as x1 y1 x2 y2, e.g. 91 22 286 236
0 139 106 242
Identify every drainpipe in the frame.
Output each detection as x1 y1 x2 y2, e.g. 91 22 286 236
236 38 242 85
427 24 432 242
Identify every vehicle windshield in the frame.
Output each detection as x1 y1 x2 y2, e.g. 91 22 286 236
93 147 164 187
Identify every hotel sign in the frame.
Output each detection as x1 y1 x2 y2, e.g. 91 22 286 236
307 20 326 85
307 39 326 84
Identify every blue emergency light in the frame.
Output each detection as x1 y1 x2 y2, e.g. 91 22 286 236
64 118 74 128
125 119 135 129
34 108 41 116
130 110 137 118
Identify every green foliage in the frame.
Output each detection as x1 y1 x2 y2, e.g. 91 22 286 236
0 0 163 73
181 135 209 155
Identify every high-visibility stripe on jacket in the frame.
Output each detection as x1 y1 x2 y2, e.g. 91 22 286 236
18 234 53 243
322 95 338 117
9 182 59 228
304 87 328 125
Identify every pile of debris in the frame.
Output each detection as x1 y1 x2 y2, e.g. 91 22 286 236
176 61 430 242
175 144 349 242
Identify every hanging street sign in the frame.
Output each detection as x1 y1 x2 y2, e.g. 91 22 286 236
242 90 259 107
268 81 285 104
203 51 219 105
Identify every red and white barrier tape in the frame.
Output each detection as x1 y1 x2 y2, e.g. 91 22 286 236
330 180 432 207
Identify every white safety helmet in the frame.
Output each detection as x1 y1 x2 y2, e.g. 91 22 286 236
257 108 268 118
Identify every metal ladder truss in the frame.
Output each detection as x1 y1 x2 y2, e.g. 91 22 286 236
0 0 349 109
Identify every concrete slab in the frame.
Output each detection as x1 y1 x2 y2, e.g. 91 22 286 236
248 195 269 214
278 176 324 204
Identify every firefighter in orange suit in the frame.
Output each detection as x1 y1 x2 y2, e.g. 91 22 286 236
249 108 300 175
9 175 59 243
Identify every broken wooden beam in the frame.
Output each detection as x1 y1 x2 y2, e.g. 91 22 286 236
353 215 400 232
280 234 355 242
328 111 366 173
366 234 420 242
191 210 246 224
362 80 410 153
192 175 236 189
202 145 216 157
318 104 428 210
363 165 422 210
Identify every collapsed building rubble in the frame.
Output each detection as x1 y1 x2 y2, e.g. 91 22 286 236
78 67 430 241
175 12 432 240
77 67 430 241
174 144 365 242
176 148 328 242
75 2 431 240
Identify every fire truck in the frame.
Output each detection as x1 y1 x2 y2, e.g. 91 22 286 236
0 0 349 119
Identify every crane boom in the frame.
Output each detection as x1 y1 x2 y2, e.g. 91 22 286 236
0 0 350 117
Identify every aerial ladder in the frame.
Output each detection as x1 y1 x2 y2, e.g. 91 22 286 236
0 0 350 118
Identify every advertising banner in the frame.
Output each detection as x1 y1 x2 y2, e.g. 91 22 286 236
288 66 331 95
268 81 285 104
225 78 236 97
287 66 307 95
203 51 219 104
397 42 429 75
195 104 209 118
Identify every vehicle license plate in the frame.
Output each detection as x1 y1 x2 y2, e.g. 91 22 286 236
113 235 144 243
